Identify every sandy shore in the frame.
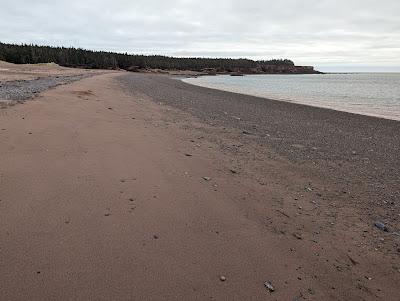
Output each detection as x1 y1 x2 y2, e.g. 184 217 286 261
0 72 399 300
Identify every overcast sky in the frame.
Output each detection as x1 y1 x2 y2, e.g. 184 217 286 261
1 0 399 71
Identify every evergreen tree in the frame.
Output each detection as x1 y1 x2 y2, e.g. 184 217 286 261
0 42 297 72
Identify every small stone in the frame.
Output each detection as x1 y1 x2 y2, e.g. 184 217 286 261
374 221 388 232
229 169 237 174
202 177 211 181
264 281 275 292
293 233 303 240
104 213 111 217
184 153 193 157
220 276 226 282
153 235 159 239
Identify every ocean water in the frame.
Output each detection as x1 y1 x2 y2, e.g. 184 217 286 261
182 73 400 121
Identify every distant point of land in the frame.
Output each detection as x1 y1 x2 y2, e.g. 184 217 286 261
0 42 321 75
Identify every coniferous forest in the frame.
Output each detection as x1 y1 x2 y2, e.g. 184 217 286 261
0 42 301 73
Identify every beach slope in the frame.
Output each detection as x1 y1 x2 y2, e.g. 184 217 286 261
0 72 399 300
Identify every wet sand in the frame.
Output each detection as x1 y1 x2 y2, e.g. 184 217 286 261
0 72 399 300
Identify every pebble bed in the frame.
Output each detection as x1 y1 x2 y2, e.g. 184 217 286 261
0 74 89 101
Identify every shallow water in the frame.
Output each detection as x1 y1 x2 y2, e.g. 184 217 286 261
183 73 400 121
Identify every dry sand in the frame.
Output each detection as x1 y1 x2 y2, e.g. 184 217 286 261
0 60 102 82
0 72 399 300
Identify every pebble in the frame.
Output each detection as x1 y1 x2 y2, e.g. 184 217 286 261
264 281 275 292
374 221 388 232
202 177 211 181
219 276 226 282
293 233 303 240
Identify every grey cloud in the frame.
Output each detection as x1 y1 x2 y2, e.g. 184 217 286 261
0 0 399 71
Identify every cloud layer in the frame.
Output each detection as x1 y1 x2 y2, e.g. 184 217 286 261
1 0 399 71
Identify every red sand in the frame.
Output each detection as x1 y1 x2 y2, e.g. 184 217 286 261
0 73 398 300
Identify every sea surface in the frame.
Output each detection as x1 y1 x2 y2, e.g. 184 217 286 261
183 73 400 121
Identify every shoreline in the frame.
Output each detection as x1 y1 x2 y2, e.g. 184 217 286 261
118 72 400 224
181 74 400 122
1 72 399 300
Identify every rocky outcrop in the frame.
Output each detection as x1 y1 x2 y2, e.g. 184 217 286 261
200 65 321 75
257 65 320 74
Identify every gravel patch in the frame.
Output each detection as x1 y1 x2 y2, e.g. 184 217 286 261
0 74 89 102
117 73 400 222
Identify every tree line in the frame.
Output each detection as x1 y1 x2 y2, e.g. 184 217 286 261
0 42 295 72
